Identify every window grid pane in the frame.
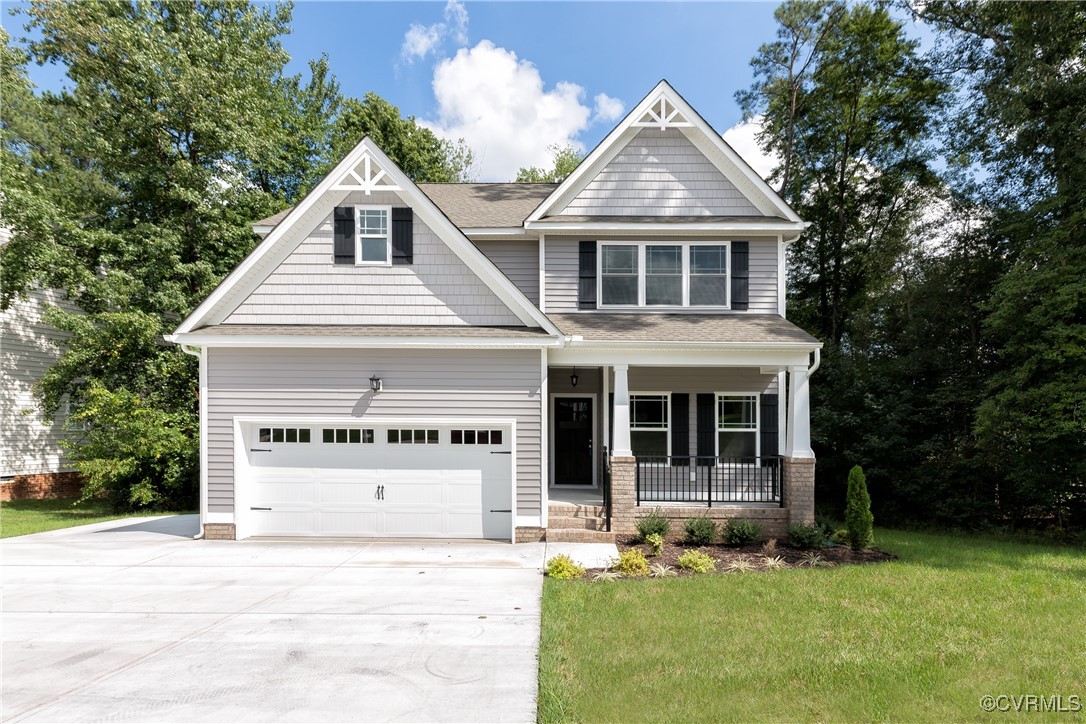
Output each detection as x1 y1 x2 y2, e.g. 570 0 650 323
631 395 668 429
718 396 757 429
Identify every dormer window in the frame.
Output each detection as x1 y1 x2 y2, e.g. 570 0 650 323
599 241 730 308
357 206 391 265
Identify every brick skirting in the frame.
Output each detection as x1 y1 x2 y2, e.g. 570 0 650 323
515 526 546 543
203 523 236 540
0 471 84 501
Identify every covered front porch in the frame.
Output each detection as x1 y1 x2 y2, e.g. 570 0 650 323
544 343 818 539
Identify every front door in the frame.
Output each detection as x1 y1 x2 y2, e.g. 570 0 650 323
554 397 594 486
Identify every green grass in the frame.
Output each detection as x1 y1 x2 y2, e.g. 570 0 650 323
539 529 1086 723
0 498 184 538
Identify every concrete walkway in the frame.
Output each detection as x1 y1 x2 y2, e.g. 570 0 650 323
1 515 616 723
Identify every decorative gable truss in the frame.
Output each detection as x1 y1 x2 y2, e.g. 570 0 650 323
170 137 562 338
632 94 693 131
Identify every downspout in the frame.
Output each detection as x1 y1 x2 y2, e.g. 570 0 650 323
807 347 821 378
180 344 207 540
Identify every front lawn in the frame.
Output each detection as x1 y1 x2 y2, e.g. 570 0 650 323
539 529 1086 722
0 498 184 538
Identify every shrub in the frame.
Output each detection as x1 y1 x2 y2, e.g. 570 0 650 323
727 556 755 573
635 508 670 542
845 465 874 550
814 515 837 540
677 550 716 573
787 523 826 550
799 551 833 568
762 555 787 570
650 562 677 578
645 533 665 557
545 554 584 580
721 518 762 546
761 538 778 556
612 549 650 577
832 528 849 545
682 516 718 545
592 570 621 582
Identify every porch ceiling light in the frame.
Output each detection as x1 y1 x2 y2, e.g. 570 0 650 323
570 367 579 388
369 374 383 393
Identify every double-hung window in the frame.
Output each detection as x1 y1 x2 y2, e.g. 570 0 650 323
630 394 669 457
599 242 729 308
356 206 391 265
717 394 758 458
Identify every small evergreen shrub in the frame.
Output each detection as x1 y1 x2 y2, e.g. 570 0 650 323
832 528 849 545
787 523 826 550
612 549 650 577
844 465 874 551
722 518 762 546
544 554 584 580
677 549 716 573
645 532 665 557
761 538 778 556
635 508 670 542
682 516 718 545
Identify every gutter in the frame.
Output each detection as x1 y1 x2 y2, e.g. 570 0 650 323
179 344 206 541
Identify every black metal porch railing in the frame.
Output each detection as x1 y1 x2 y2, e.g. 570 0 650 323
635 456 783 507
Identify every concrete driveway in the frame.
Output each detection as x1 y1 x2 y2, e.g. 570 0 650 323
1 515 609 723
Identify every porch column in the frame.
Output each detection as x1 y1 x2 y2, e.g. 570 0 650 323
786 366 814 458
612 363 632 456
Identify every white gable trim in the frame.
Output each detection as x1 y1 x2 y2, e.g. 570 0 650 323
525 80 802 224
174 138 560 336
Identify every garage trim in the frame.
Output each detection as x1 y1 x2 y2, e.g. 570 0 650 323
231 415 517 542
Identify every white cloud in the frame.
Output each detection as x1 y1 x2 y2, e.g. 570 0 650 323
722 115 779 184
400 0 469 63
593 93 625 123
423 41 596 180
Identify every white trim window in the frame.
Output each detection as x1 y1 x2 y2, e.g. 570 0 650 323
630 393 669 458
356 205 392 265
599 241 730 308
716 394 758 459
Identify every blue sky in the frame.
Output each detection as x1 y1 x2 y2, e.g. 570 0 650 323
11 1 789 180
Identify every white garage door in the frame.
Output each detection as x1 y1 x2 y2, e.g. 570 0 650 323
242 423 513 540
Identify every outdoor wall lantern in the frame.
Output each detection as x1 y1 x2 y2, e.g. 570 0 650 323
369 374 383 393
570 367 579 388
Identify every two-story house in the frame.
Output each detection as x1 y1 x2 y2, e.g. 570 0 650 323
168 81 821 542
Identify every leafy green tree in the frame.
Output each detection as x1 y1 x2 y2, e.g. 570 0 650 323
330 92 474 182
515 144 583 183
844 465 873 550
2 0 316 510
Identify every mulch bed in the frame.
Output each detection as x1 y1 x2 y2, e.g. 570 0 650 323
583 537 895 577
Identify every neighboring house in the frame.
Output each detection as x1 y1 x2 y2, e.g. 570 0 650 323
168 81 821 542
0 229 83 502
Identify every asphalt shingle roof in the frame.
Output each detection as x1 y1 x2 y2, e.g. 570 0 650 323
253 183 557 231
546 313 820 345
193 324 552 339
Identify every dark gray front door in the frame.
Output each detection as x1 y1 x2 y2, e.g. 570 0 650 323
554 397 593 486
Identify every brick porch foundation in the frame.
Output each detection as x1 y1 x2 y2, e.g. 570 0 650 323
607 455 815 540
0 471 84 502
203 523 236 540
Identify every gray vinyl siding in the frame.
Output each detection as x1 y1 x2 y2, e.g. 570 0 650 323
473 239 539 305
543 237 779 314
206 348 543 517
1 288 79 477
560 129 762 217
226 190 522 326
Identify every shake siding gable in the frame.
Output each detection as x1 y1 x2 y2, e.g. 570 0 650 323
225 190 522 326
543 236 778 314
206 348 544 517
559 129 763 217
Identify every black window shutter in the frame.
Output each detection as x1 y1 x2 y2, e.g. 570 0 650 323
391 208 413 265
670 393 689 467
333 207 355 265
732 241 749 310
578 241 597 309
696 393 715 465
760 393 779 462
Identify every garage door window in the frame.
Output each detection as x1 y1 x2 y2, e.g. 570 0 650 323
387 429 439 444
451 429 504 445
322 428 375 444
259 427 311 443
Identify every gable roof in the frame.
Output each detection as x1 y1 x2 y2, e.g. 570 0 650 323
171 137 562 338
253 183 558 234
525 80 803 226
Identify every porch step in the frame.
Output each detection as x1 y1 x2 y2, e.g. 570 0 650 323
547 503 605 519
545 528 616 544
547 515 607 531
